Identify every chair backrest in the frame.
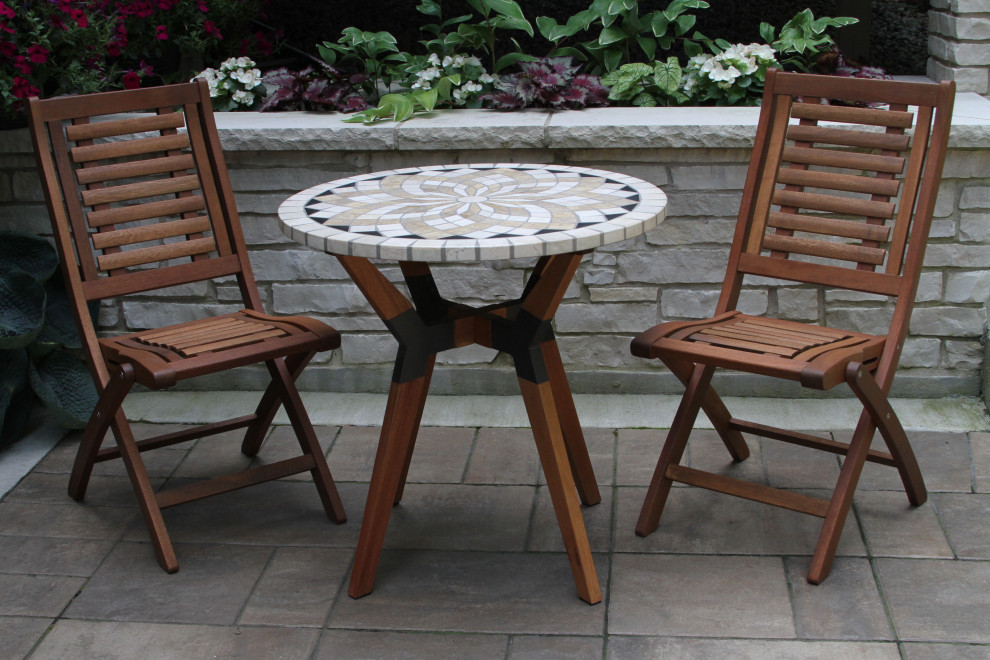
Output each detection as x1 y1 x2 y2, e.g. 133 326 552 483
28 80 262 384
718 70 955 385
722 70 954 302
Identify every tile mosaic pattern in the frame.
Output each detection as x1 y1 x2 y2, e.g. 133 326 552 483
278 163 667 262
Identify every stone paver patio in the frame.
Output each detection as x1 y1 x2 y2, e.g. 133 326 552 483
1 396 989 659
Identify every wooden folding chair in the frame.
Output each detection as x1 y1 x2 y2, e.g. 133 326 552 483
27 80 346 573
630 70 955 583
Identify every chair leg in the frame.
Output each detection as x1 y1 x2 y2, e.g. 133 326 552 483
265 357 346 523
542 340 601 506
69 364 134 501
393 354 436 505
241 351 313 457
636 363 716 537
847 363 926 506
660 355 749 462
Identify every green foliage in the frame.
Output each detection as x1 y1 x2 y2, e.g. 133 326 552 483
415 0 534 73
0 232 97 447
318 27 410 101
600 57 687 107
344 74 461 124
760 9 858 72
536 0 715 74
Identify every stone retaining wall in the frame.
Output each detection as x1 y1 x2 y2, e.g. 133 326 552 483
3 98 990 398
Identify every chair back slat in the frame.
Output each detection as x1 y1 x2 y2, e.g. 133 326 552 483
28 80 253 306
725 70 953 304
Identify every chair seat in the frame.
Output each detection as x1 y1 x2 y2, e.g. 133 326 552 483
100 309 340 389
631 311 885 390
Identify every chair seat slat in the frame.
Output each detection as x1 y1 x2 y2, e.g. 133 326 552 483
71 133 190 164
82 173 201 207
773 189 895 219
182 329 288 356
695 326 818 350
77 154 195 185
762 234 887 265
87 195 205 228
791 102 914 128
734 318 850 341
161 322 269 350
768 212 891 242
786 124 910 151
91 215 211 250
776 167 901 197
96 236 216 271
137 316 246 342
65 112 185 141
690 332 799 357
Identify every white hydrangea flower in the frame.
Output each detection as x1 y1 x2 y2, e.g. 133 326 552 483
707 62 740 83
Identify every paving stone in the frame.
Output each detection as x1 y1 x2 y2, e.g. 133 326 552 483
464 427 541 485
314 630 507 659
326 425 383 482
900 642 990 659
170 427 332 481
608 554 794 637
613 486 865 556
762 436 843 489
123 480 361 548
0 535 114 577
933 493 990 559
386 484 533 551
878 558 990 643
785 557 893 640
537 427 616 488
0 616 52 659
328 550 607 635
854 491 954 559
607 637 900 659
528 486 613 553
239 547 351 627
615 429 668 487
3 471 154 508
0 574 85 617
34 427 190 478
973 432 990 493
398 427 476 484
508 634 603 658
65 542 272 624
843 431 975 493
30 620 320 659
0 502 137 541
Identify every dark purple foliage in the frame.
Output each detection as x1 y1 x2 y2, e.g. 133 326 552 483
259 63 368 113
481 57 608 110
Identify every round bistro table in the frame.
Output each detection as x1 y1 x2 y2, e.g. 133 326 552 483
278 163 667 604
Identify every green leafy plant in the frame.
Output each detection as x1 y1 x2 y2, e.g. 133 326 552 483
536 0 714 74
193 56 265 111
406 52 495 106
344 73 462 124
318 27 410 102
0 232 97 447
416 0 534 74
601 57 686 107
760 9 858 72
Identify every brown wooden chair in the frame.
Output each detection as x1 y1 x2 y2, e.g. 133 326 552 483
27 80 346 573
630 70 955 583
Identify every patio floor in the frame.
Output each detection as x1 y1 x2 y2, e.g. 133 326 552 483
1 394 989 659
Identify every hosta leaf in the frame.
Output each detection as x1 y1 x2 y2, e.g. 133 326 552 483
0 269 46 350
598 26 627 46
29 349 97 430
0 232 59 283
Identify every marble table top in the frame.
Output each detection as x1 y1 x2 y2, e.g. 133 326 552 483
278 163 667 262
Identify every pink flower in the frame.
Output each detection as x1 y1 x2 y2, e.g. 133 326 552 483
196 0 207 11
69 9 88 27
12 77 40 99
27 45 50 64
0 41 14 57
13 55 32 75
203 20 221 40
122 71 141 89
106 41 122 56
0 20 12 34
155 25 168 40
0 3 14 19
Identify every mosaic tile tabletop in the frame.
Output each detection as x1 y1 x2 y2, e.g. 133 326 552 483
278 163 667 262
